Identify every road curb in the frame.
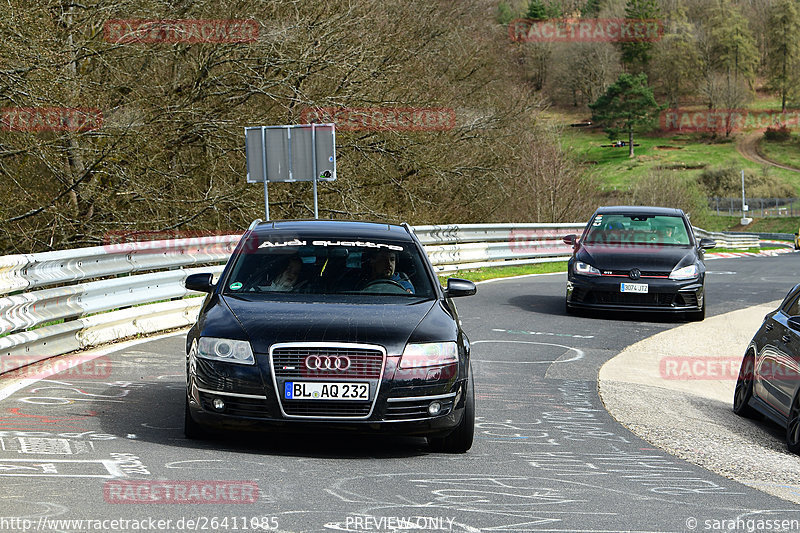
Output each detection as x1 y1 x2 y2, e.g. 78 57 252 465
598 300 800 504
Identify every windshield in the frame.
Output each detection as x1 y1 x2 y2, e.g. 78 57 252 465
222 234 435 298
583 214 691 246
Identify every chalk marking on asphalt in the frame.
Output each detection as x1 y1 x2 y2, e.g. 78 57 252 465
471 340 585 364
0 331 186 402
492 328 594 339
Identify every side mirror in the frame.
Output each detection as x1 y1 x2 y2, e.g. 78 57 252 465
699 238 716 250
185 273 215 293
788 317 800 332
445 278 476 298
563 234 577 246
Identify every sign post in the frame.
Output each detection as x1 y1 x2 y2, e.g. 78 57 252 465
245 124 336 220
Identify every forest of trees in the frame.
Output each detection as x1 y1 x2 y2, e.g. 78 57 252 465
502 0 800 113
2 0 798 253
0 0 608 253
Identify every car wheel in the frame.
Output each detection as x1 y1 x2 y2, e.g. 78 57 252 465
428 368 475 453
184 395 207 439
787 394 800 454
733 351 757 418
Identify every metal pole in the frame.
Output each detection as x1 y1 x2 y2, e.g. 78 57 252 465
311 123 319 219
261 126 270 221
741 169 746 218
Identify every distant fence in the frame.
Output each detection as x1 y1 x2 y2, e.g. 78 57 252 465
709 197 800 217
0 222 767 376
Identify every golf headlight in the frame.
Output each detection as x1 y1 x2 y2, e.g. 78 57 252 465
400 342 458 369
574 261 600 276
197 337 255 365
669 264 699 280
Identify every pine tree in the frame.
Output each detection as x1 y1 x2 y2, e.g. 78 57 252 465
766 0 800 111
589 73 662 158
619 0 661 73
581 0 602 18
526 0 549 21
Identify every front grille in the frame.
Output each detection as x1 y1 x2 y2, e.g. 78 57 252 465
272 346 384 379
282 400 372 417
270 343 385 419
605 270 670 278
590 291 676 306
199 392 271 419
385 398 454 420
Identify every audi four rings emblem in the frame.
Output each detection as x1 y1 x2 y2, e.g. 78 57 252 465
305 355 351 371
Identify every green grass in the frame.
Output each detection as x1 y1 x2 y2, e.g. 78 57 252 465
440 261 568 283
561 125 800 191
759 135 800 170
700 215 800 234
438 242 791 285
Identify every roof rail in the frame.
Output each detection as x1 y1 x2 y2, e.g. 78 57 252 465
248 219 263 231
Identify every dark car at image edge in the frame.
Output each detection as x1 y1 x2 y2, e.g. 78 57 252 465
182 219 477 452
563 206 716 320
734 283 800 453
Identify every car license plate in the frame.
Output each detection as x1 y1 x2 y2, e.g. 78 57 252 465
620 283 648 293
284 382 369 400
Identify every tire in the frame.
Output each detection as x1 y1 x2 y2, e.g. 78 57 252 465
428 368 475 453
733 352 757 418
788 393 800 454
184 395 207 439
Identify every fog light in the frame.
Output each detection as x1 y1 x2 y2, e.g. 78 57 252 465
428 402 442 416
212 398 226 411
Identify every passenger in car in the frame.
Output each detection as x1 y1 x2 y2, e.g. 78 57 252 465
263 255 307 292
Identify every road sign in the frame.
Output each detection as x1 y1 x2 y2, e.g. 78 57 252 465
244 124 336 220
245 124 336 183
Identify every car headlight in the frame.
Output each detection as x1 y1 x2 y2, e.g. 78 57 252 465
197 337 255 365
574 261 600 276
669 264 699 280
400 342 458 369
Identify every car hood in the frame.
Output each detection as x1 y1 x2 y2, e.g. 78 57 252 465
577 244 698 272
217 295 437 355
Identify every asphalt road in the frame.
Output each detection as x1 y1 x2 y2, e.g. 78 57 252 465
1 254 799 533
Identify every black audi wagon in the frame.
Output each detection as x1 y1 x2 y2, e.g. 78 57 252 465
183 220 477 452
563 206 716 320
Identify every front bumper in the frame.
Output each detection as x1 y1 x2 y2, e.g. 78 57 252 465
186 352 467 437
566 273 704 312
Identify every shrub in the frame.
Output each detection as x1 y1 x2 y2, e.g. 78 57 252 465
764 125 792 142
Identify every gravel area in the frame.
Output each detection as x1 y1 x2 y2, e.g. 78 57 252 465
598 301 800 504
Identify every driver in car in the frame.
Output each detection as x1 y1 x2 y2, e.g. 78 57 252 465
363 249 414 293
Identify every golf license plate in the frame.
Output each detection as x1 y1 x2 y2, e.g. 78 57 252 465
620 283 648 293
284 381 368 400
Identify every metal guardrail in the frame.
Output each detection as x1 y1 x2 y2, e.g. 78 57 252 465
692 227 760 249
0 222 765 376
414 223 585 272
